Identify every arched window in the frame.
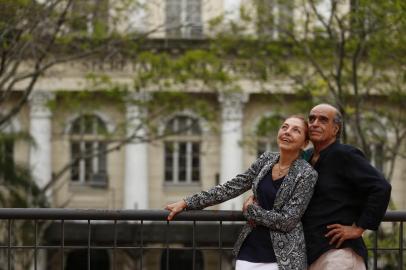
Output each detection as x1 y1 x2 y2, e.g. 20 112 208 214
70 114 108 187
255 115 283 157
164 115 201 184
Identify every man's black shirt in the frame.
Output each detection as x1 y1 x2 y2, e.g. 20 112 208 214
302 141 391 265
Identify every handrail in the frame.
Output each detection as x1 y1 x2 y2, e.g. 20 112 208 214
0 208 404 221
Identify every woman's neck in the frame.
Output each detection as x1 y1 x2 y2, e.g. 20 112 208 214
279 150 299 166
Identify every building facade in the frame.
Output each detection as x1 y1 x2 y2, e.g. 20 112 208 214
1 0 405 269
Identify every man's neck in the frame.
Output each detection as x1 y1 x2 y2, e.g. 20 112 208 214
313 138 337 155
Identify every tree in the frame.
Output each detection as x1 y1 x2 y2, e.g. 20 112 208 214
205 0 406 183
0 1 219 268
0 0 221 204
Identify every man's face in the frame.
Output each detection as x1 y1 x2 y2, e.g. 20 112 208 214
308 105 338 145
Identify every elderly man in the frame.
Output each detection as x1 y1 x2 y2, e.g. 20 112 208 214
302 104 391 269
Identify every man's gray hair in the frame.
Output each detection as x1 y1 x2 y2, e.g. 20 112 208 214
333 109 343 139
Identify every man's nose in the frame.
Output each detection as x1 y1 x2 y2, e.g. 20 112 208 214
311 119 320 125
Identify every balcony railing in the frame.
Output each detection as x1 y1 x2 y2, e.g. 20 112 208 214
0 209 404 270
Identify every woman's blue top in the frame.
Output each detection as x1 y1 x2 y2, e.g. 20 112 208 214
237 171 284 263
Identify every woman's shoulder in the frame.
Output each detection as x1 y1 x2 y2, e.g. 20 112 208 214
295 158 317 177
256 151 279 162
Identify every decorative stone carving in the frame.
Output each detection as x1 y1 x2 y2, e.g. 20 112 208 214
30 92 54 118
218 92 249 121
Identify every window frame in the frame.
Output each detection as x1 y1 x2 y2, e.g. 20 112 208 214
165 0 203 39
163 116 202 185
69 114 109 187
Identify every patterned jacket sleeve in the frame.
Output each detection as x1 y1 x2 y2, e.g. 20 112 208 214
184 153 270 210
244 167 317 232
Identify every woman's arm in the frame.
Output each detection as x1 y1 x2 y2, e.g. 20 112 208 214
184 153 271 210
244 168 317 232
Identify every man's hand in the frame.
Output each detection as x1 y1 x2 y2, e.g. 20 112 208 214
325 224 365 248
165 200 187 221
242 195 257 227
242 195 256 213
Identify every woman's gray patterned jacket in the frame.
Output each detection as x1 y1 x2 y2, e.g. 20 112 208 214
184 151 318 270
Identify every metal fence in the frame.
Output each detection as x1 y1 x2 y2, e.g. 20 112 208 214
0 209 404 270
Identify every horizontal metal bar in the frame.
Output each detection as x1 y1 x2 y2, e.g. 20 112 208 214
0 245 234 251
1 244 402 252
0 209 245 221
0 209 404 221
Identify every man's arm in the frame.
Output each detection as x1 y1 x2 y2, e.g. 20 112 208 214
326 146 391 247
344 147 392 230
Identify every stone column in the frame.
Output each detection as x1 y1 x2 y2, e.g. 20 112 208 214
123 92 150 209
218 92 249 210
29 91 53 270
29 92 54 195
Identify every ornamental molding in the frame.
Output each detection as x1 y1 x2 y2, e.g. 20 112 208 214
218 92 249 121
125 91 152 119
29 91 55 118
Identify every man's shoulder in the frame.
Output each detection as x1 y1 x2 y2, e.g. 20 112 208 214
330 142 363 156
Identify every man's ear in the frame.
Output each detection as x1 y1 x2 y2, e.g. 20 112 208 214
334 124 339 136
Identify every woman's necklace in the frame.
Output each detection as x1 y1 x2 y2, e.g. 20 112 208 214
277 163 290 176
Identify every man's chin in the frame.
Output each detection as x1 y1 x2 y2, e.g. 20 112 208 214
310 136 323 143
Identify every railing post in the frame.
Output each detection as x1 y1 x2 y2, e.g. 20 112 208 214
34 220 38 270
374 230 378 270
218 221 223 270
87 220 91 270
140 220 144 270
400 221 404 270
165 220 169 270
113 219 117 270
8 219 11 270
192 220 196 270
61 220 64 270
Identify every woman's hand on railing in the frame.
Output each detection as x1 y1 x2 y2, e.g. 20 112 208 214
165 200 187 221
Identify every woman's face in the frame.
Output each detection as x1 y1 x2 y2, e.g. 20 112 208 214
277 117 308 153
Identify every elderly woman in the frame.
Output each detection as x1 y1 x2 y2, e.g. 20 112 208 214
166 115 318 270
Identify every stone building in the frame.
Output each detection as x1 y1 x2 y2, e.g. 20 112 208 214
2 0 404 269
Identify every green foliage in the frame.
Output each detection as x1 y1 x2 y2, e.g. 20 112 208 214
0 133 47 208
201 0 405 184
134 49 234 93
256 115 284 137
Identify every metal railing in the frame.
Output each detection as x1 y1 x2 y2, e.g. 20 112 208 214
0 209 404 270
